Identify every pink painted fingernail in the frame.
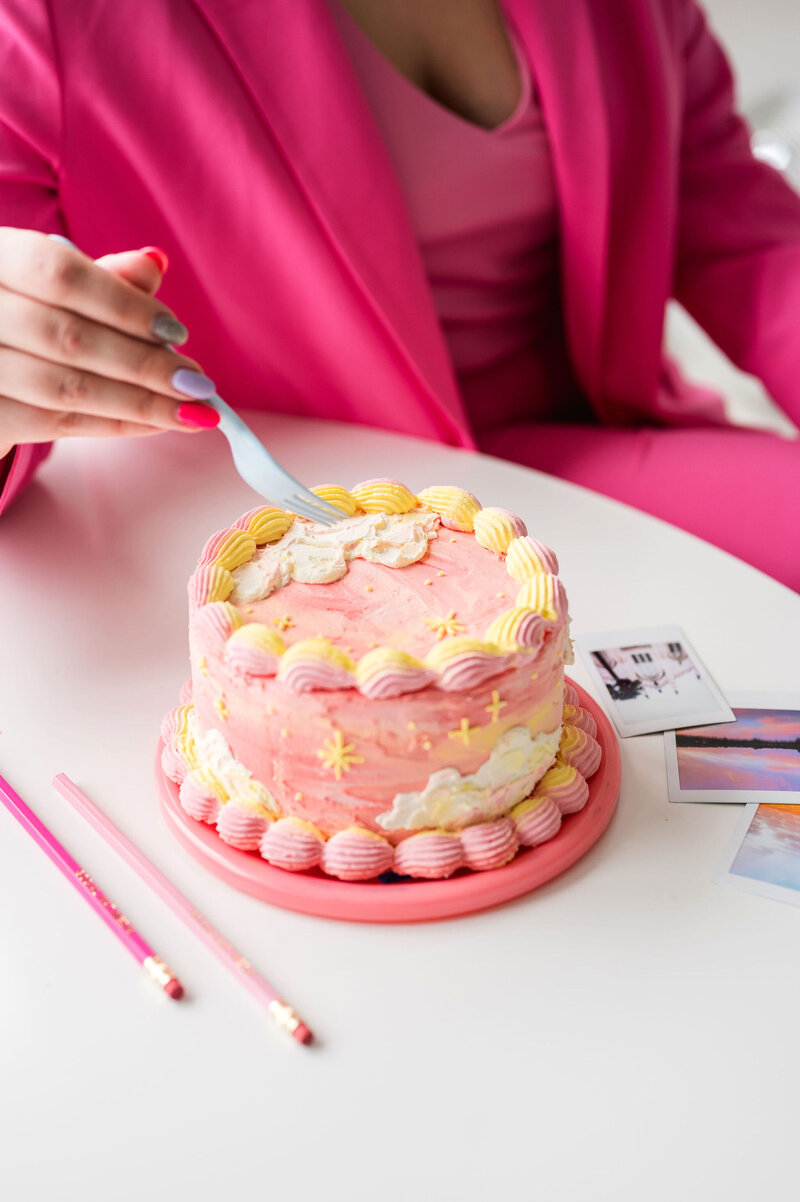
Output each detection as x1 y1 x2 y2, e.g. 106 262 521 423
176 402 220 429
140 246 169 273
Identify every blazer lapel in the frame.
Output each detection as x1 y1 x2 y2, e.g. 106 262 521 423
189 0 472 445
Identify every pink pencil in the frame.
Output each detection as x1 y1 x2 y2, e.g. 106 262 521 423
0 771 183 999
52 773 313 1045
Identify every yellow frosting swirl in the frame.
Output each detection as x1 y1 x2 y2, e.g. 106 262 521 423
483 607 536 651
506 536 546 582
416 485 481 532
515 574 561 621
350 480 418 514
473 508 522 554
241 507 294 544
173 703 194 739
311 485 359 516
355 646 427 685
203 565 235 604
212 531 257 571
175 731 200 771
538 760 578 791
194 765 229 803
509 795 548 820
226 623 286 657
214 602 244 632
279 638 356 673
424 635 503 669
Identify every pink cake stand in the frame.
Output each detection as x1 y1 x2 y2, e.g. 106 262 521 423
156 680 620 923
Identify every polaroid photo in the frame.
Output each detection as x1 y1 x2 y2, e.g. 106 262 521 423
575 625 734 738
715 801 800 910
665 692 800 804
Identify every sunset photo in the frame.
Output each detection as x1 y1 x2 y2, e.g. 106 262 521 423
676 707 800 791
729 804 800 895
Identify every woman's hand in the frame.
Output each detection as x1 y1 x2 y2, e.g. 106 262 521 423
0 227 218 459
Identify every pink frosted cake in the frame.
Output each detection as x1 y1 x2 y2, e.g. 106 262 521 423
160 480 602 881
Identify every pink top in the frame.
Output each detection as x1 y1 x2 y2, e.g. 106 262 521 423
331 5 586 431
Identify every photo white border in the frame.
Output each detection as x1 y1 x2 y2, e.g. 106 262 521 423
714 801 800 910
574 625 734 738
665 691 800 804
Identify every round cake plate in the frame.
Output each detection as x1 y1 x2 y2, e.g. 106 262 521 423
156 680 620 923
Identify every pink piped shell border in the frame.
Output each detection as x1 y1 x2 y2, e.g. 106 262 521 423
161 702 601 882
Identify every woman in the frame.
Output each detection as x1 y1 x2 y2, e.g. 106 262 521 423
1 0 798 587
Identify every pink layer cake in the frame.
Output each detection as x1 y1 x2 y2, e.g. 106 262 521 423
160 480 602 881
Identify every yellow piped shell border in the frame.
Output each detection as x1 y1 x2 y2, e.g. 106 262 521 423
188 482 568 694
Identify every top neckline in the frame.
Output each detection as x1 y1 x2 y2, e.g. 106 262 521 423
332 2 534 136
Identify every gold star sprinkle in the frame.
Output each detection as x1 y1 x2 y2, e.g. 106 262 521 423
198 656 209 676
448 717 477 746
273 615 294 631
437 571 446 577
365 585 373 593
485 690 507 724
213 696 228 721
407 721 417 730
422 739 432 751
267 705 276 715
424 609 465 640
294 792 303 802
450 537 457 543
316 730 364 781
530 671 538 681
281 728 290 738
424 579 433 586
245 607 254 614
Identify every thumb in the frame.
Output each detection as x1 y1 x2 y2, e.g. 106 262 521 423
94 246 169 295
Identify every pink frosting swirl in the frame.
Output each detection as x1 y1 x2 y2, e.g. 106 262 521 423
198 528 236 565
188 563 232 607
179 679 194 705
160 706 180 745
513 796 562 846
216 804 270 851
460 817 519 871
559 727 602 779
394 831 465 879
279 659 354 693
523 536 559 575
178 772 221 823
437 650 510 692
261 818 325 871
537 768 589 815
161 742 188 786
192 602 239 646
514 609 548 650
224 641 281 678
562 704 597 739
322 828 395 881
358 663 436 699
563 681 580 707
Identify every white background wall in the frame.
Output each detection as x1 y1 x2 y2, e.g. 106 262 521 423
702 0 800 110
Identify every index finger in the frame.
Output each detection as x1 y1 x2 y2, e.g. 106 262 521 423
0 227 188 346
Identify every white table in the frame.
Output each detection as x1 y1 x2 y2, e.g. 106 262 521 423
2 415 799 1202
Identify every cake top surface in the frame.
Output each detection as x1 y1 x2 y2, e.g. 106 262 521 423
187 480 567 698
229 516 513 659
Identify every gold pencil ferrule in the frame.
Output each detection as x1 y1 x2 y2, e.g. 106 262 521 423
143 955 177 989
268 998 302 1035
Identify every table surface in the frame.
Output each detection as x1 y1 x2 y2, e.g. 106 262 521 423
1 415 799 1202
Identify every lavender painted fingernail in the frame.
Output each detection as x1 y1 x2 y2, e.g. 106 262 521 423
171 368 216 399
152 313 189 344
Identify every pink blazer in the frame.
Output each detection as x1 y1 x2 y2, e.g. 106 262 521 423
2 0 800 514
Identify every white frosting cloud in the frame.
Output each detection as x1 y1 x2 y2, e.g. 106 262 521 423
230 511 440 603
190 712 280 813
376 724 562 831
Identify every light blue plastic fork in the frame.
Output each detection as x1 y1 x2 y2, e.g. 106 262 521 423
205 394 342 526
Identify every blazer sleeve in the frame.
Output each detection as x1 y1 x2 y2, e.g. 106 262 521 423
673 0 800 426
0 0 64 515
